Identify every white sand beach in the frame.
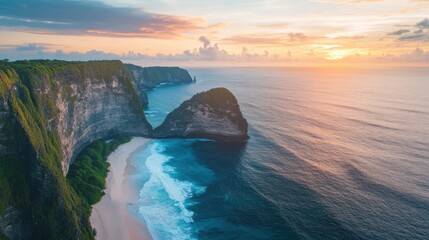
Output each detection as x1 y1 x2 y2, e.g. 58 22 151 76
90 137 152 240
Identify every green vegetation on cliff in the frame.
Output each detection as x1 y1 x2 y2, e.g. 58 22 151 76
10 60 146 119
0 60 147 239
67 136 131 217
0 61 92 239
194 87 248 130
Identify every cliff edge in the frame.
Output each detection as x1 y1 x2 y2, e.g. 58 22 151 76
126 64 193 89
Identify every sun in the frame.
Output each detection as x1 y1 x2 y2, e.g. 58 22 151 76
325 49 370 61
326 50 350 60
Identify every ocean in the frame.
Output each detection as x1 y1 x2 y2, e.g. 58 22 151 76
129 67 429 240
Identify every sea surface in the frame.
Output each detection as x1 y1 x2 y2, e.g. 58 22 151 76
129 67 429 240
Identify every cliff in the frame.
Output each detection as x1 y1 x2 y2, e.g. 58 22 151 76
126 64 193 88
53 62 152 174
0 60 152 239
153 87 248 141
125 64 193 106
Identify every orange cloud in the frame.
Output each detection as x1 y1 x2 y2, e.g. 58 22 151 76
0 0 206 39
222 33 326 46
257 23 290 29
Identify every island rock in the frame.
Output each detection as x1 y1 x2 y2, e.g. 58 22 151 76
153 87 248 141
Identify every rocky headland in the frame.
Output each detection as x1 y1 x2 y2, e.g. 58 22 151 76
125 64 193 106
153 87 248 141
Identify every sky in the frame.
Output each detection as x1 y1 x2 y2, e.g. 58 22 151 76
0 0 429 66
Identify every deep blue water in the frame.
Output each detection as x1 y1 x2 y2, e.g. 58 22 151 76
130 67 429 240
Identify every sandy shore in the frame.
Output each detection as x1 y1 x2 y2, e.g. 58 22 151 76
90 137 152 240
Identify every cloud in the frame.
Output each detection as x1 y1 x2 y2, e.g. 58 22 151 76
334 48 429 64
399 33 429 41
257 23 289 29
198 36 211 48
15 43 47 51
223 35 285 45
1 38 428 65
401 48 429 61
312 0 382 3
178 36 282 61
0 0 204 38
388 29 410 36
0 38 283 62
288 33 307 41
389 18 429 42
222 33 311 46
416 18 429 29
0 43 60 51
378 48 429 62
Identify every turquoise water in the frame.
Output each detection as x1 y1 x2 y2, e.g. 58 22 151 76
131 67 429 240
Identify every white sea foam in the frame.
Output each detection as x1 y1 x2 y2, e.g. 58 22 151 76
143 110 159 114
138 142 206 240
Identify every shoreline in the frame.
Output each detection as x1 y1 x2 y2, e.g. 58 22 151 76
90 137 152 240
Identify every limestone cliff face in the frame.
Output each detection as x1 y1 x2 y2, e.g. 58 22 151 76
153 87 248 141
1 61 152 175
54 63 152 174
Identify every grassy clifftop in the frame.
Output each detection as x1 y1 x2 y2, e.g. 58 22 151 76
0 60 148 239
10 60 146 119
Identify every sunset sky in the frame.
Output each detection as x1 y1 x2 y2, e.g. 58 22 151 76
0 0 428 66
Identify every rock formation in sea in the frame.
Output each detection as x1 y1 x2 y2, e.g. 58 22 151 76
153 87 248 141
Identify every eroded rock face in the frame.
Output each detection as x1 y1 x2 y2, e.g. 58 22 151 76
55 68 152 174
153 87 248 141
